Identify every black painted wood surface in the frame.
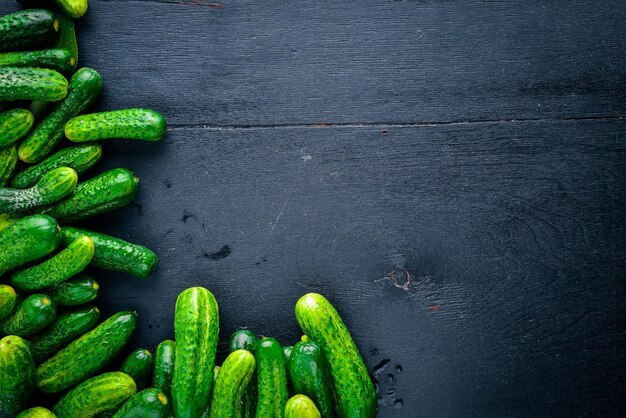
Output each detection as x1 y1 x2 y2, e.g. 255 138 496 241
1 1 625 416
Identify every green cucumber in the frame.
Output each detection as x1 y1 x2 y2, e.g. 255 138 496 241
50 274 99 306
17 407 57 418
36 310 137 393
208 350 256 418
284 395 321 418
0 335 36 417
53 15 77 70
0 145 19 187
256 337 289 418
11 143 102 189
0 284 17 321
0 49 76 74
0 67 68 102
295 294 377 418
283 345 292 362
120 348 153 390
53 372 136 418
28 305 100 364
0 108 34 148
229 329 258 418
289 340 334 418
19 67 103 163
54 0 89 19
172 287 219 418
0 9 59 52
40 167 138 222
29 100 52 121
60 226 158 278
11 235 93 291
65 108 167 142
0 294 57 337
152 340 175 399
112 388 170 418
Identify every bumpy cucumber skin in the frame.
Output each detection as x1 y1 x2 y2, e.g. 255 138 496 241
0 108 34 148
208 350 256 418
55 0 89 19
172 287 219 418
0 145 19 187
285 395 322 418
0 49 76 75
256 337 289 418
289 341 335 418
295 294 377 418
0 67 68 102
16 406 57 417
40 167 138 222
112 388 170 418
19 67 103 163
28 305 100 364
37 311 137 393
229 329 258 418
66 108 167 142
50 274 99 306
120 348 154 391
0 9 59 52
153 340 175 399
11 236 94 291
0 284 17 321
11 143 102 189
61 226 158 278
53 15 78 71
0 294 57 337
53 372 136 418
0 335 36 418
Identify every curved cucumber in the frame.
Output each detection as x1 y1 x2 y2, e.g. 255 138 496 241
61 226 158 278
28 305 100 364
229 329 258 418
0 145 18 187
17 407 57 417
120 348 154 391
152 340 175 399
172 287 219 418
0 284 17 321
0 9 59 52
0 294 57 337
285 395 321 418
11 235 94 291
37 311 137 393
40 167 138 222
208 350 256 418
66 108 166 142
0 335 36 418
53 15 78 71
19 67 103 163
289 341 334 418
256 337 289 418
53 372 136 418
0 108 34 148
0 67 68 102
50 274 99 306
295 294 377 418
11 143 102 189
112 388 170 418
0 49 76 74
55 0 89 19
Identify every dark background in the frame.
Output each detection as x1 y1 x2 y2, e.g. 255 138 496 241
2 1 626 416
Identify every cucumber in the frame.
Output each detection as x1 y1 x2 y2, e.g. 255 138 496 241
36 311 137 393
19 67 103 163
0 67 68 102
40 167 139 222
0 49 75 75
284 395 321 418
11 235 94 291
283 345 292 362
0 214 61 276
53 372 136 418
53 15 77 70
0 145 19 187
0 284 17 321
65 108 167 142
11 143 102 189
50 274 99 306
60 226 158 278
0 166 77 214
171 287 219 418
289 340 334 418
54 0 89 19
295 294 377 418
0 335 36 417
229 329 258 418
0 9 59 52
208 350 256 418
112 388 170 418
120 348 154 390
256 337 289 418
0 108 34 148
0 294 57 337
28 305 100 364
152 340 175 399
17 407 57 417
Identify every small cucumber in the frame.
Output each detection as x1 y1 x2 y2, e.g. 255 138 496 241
11 236 94 291
0 214 61 276
66 108 167 142
53 15 78 70
54 0 89 19
53 372 136 418
0 294 57 337
28 305 100 364
172 287 219 418
0 335 36 417
0 67 68 102
37 311 137 393
152 340 175 399
50 274 99 306
289 340 334 418
112 388 170 418
256 337 289 418
208 350 256 418
295 294 377 418
0 9 59 52
0 108 34 148
17 407 57 417
11 143 102 189
0 49 76 75
0 145 19 187
60 226 158 278
285 395 321 418
19 67 103 163
0 284 17 321
229 329 258 418
120 348 154 390
40 167 139 222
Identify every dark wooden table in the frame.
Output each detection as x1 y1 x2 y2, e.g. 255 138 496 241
2 1 625 416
